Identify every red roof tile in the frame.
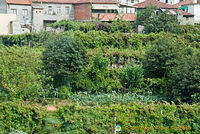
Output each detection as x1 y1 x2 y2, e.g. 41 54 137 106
173 9 194 16
33 0 118 4
75 0 118 4
92 13 136 21
6 0 32 5
134 0 178 9
32 0 77 4
174 0 193 7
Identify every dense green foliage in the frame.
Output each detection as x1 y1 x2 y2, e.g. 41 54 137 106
169 49 200 103
136 7 179 34
0 101 46 133
42 35 88 87
49 20 134 33
1 10 200 133
142 35 184 78
0 100 199 133
0 31 52 47
73 54 122 93
121 63 144 92
0 46 45 100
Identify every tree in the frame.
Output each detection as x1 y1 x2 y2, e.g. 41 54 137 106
169 49 200 103
142 34 184 78
136 7 179 34
42 34 88 87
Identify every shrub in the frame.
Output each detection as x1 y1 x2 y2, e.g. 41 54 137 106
0 101 46 133
121 63 144 93
53 102 200 133
73 54 122 93
0 46 45 100
136 7 179 34
169 48 200 103
42 34 88 87
142 34 185 78
0 31 52 47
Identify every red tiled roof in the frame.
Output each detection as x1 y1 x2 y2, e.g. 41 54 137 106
75 0 119 4
92 13 136 21
32 0 77 4
33 0 118 4
174 0 193 7
134 0 178 9
6 0 32 5
173 9 194 16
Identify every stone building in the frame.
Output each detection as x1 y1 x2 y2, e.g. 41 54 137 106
0 0 32 34
32 0 75 32
175 0 200 23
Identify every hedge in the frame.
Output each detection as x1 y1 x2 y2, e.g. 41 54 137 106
1 101 199 133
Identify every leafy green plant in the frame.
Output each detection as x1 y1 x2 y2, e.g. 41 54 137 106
0 46 45 100
136 7 179 34
142 34 185 78
0 101 46 133
121 63 144 93
73 54 122 93
42 34 88 87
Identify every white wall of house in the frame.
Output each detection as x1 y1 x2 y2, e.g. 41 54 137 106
194 4 200 23
118 0 144 5
92 4 119 10
0 14 17 35
159 0 180 5
177 15 194 25
119 6 136 13
187 4 200 23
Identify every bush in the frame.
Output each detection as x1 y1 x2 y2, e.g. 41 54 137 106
48 102 200 133
73 54 122 93
136 7 179 34
169 48 200 103
0 46 45 100
0 101 46 133
0 31 52 47
121 63 144 93
142 34 185 78
42 34 88 87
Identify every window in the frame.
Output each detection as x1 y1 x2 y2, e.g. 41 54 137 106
131 8 135 13
11 9 17 14
48 6 53 15
127 8 131 13
65 7 70 14
131 0 135 3
22 9 28 16
57 7 61 14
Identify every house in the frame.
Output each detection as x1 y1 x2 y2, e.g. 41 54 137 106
133 0 194 25
5 0 32 34
0 14 17 35
134 0 178 11
170 9 194 24
175 0 200 23
32 0 75 32
74 0 136 21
